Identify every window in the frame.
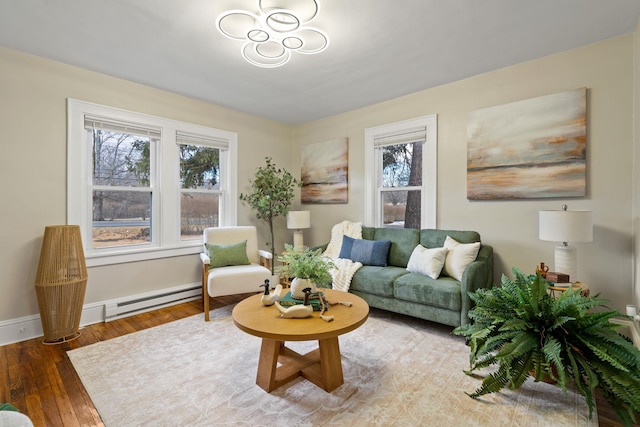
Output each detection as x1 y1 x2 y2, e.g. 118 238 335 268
68 99 237 266
86 118 158 249
177 133 225 241
364 115 437 229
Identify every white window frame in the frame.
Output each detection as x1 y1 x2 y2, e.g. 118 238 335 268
364 115 437 228
176 131 233 236
67 99 237 267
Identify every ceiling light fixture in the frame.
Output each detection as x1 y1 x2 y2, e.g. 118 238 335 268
216 0 329 68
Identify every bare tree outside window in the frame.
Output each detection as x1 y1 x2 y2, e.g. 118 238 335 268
382 141 422 229
69 100 239 263
91 130 153 247
365 115 436 230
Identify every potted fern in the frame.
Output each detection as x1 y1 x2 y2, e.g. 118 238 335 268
453 268 640 426
277 244 335 299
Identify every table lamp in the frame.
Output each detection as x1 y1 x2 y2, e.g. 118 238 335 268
539 205 592 283
287 211 310 249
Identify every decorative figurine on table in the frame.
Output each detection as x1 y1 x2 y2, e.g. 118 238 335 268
275 287 313 318
259 279 283 306
535 262 549 278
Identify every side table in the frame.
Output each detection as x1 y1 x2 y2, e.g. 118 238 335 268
279 274 291 288
548 281 590 298
278 251 291 287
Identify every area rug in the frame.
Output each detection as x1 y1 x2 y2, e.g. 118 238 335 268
68 306 595 426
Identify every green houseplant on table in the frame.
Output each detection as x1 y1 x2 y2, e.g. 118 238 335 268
239 157 301 275
453 268 640 427
278 244 335 299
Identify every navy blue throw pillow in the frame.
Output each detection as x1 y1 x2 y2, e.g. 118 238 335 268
339 236 356 259
350 239 391 266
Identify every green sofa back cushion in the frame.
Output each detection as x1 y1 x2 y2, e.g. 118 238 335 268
361 227 419 268
420 229 480 248
361 226 376 240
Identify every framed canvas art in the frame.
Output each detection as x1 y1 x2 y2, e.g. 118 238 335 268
467 88 587 200
301 138 348 204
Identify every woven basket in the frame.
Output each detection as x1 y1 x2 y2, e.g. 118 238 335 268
35 225 87 343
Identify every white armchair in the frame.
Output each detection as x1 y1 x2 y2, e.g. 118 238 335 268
201 226 272 321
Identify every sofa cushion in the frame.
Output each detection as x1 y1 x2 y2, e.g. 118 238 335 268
442 236 480 281
406 245 448 279
419 229 480 248
340 236 391 266
350 266 408 297
371 227 420 268
338 235 355 258
393 273 462 311
205 240 249 268
361 226 376 240
352 238 391 266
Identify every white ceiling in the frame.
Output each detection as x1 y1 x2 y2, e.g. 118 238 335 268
0 0 639 124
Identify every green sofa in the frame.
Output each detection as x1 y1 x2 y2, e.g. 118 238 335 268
343 227 493 327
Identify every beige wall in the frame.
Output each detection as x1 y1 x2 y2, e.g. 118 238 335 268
293 35 635 312
1 31 637 323
634 18 640 307
0 47 292 321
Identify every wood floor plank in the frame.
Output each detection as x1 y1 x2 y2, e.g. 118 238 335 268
0 293 633 427
0 346 9 403
5 343 25 412
55 357 103 426
42 344 80 426
21 340 50 427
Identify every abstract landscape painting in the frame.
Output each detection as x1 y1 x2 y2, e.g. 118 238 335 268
467 88 586 200
301 138 348 204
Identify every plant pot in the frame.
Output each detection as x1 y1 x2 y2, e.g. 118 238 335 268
530 369 556 384
290 277 316 300
269 274 280 287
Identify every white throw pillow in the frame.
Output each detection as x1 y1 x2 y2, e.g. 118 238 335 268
443 236 481 281
406 245 448 279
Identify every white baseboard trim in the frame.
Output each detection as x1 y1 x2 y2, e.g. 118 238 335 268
0 282 202 346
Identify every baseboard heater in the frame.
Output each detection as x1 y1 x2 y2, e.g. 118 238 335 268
104 284 202 322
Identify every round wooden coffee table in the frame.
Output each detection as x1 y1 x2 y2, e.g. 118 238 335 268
232 289 369 393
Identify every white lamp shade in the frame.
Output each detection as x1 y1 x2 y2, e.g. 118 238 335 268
539 210 593 243
287 211 311 229
539 208 592 282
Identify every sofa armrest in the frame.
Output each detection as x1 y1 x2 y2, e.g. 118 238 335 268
311 243 328 253
459 244 494 326
258 250 272 271
258 249 272 260
201 252 210 310
200 252 210 265
474 245 494 289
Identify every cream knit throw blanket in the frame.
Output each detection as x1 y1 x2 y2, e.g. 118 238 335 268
323 220 363 292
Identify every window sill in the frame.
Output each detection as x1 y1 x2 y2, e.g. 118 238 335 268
85 244 202 267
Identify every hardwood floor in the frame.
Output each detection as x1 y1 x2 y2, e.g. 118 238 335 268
0 294 248 427
0 294 635 427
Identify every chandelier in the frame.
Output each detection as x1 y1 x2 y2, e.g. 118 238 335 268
216 0 329 68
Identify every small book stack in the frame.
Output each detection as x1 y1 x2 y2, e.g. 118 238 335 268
278 291 328 312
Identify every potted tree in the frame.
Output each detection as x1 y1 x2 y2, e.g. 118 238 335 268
453 268 640 427
240 157 301 276
278 244 335 299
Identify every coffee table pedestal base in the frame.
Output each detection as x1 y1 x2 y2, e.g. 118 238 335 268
256 337 344 393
